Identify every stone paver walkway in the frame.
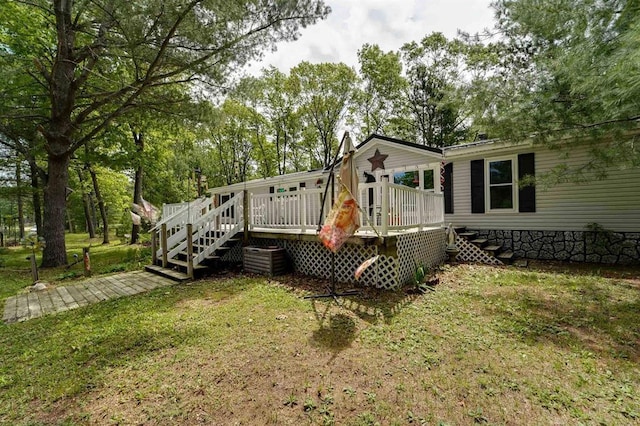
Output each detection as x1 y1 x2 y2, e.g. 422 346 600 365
2 271 177 324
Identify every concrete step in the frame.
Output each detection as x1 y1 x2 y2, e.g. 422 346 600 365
483 244 502 256
497 251 516 264
470 238 488 248
144 264 191 282
459 232 478 240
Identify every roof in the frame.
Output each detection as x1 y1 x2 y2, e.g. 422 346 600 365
358 134 443 155
326 133 444 170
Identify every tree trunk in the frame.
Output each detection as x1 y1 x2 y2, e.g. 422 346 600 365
16 158 25 240
131 130 143 244
88 165 109 244
77 168 96 238
29 161 43 237
41 154 70 267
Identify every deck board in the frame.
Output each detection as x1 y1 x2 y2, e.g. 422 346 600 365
3 272 180 323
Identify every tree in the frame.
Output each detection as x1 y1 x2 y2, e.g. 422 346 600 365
399 33 470 147
481 0 640 176
1 0 330 266
256 67 303 175
353 44 407 138
290 62 358 168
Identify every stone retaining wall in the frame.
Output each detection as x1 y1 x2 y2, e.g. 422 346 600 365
469 229 640 265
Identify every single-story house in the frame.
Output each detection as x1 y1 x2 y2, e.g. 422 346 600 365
443 136 640 265
147 133 640 288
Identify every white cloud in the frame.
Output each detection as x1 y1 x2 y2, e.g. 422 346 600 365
247 0 495 75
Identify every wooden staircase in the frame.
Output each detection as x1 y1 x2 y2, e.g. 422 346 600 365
457 228 516 264
146 193 245 281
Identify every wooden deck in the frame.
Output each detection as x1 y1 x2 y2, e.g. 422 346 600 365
2 271 177 324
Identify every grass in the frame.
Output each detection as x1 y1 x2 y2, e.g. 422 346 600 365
0 232 150 300
0 238 639 425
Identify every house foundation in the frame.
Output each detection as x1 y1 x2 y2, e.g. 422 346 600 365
223 229 446 289
468 229 640 265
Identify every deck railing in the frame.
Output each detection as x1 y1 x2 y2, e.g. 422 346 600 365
151 194 244 277
249 188 326 231
150 183 443 273
357 182 443 234
248 182 444 235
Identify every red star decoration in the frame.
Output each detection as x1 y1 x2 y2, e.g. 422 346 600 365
367 149 388 171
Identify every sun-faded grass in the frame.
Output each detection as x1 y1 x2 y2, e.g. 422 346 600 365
0 258 638 425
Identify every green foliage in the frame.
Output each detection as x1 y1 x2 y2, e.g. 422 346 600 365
290 61 359 167
478 0 640 177
352 44 407 138
398 33 472 147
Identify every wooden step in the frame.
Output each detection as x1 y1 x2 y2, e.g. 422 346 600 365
497 251 515 264
483 244 502 256
168 258 208 270
470 238 488 248
144 264 190 282
459 232 478 240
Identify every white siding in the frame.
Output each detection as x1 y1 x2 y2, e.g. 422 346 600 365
445 144 640 232
354 140 441 179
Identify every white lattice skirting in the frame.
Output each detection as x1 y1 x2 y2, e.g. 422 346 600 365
455 235 503 266
245 229 445 290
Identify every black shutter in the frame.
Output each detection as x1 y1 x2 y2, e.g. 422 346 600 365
444 163 453 214
518 153 536 212
470 160 485 213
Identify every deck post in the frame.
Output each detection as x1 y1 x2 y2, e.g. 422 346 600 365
417 191 423 231
381 176 389 236
161 223 168 268
300 190 307 232
243 190 249 242
186 223 194 279
151 229 158 265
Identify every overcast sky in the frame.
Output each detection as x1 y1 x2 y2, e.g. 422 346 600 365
247 0 496 75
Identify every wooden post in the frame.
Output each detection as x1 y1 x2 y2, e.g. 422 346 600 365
243 190 249 243
417 191 423 231
300 190 307 232
161 223 168 268
151 229 158 265
186 223 194 279
381 177 389 236
83 247 91 277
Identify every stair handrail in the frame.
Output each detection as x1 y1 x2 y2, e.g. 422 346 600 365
153 196 213 262
150 196 208 232
166 192 242 261
192 192 244 266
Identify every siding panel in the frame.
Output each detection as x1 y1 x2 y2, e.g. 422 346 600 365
446 144 640 232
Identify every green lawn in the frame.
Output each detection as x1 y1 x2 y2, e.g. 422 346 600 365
0 238 638 425
0 233 150 301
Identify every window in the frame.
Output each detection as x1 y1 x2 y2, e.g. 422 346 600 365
392 169 435 190
488 158 515 210
470 154 535 214
423 169 434 190
393 171 419 188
